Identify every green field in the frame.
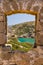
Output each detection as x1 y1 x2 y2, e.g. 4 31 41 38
7 38 33 52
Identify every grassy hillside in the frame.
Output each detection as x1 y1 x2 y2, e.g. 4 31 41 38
7 38 33 52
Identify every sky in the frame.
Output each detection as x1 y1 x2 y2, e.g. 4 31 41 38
7 13 35 25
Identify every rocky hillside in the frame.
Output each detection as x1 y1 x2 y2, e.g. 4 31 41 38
7 21 35 38
7 21 35 52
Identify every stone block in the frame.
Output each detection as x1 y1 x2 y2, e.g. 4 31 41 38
0 21 4 33
0 33 7 44
0 16 4 21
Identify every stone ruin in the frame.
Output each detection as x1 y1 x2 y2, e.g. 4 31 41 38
0 0 43 65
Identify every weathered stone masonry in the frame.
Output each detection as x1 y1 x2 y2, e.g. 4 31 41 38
0 0 43 65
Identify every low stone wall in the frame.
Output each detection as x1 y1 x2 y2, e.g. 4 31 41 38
0 46 43 65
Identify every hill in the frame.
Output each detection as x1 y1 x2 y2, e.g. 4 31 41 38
7 21 35 52
7 21 35 37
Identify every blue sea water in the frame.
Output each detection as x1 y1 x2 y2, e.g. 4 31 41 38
18 38 35 45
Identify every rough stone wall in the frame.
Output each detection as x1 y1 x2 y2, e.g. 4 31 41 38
0 0 43 45
0 12 7 45
0 0 43 65
0 46 43 65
